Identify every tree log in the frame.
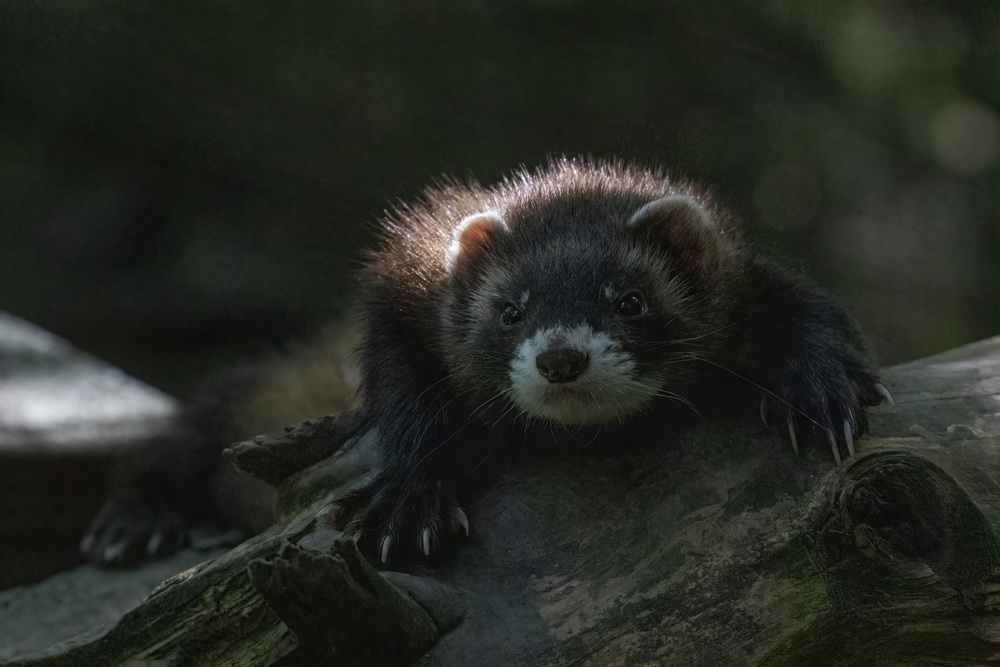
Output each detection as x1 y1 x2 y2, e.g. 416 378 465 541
8 337 1000 666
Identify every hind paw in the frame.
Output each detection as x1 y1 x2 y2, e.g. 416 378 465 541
80 497 188 567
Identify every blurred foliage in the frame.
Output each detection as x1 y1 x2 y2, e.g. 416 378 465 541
0 0 997 394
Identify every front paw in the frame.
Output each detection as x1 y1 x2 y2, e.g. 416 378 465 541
760 356 889 464
332 474 470 565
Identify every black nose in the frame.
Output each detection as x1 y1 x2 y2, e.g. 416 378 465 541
535 348 589 383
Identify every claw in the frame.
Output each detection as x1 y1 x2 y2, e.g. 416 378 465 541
874 382 895 407
421 527 432 557
787 415 799 457
103 540 127 564
146 530 164 556
452 507 470 536
79 532 95 554
843 419 855 457
379 535 394 564
760 399 769 429
827 429 842 466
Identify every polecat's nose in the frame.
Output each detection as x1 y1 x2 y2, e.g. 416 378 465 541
535 348 589 383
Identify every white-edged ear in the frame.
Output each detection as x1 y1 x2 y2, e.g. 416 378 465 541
628 195 721 276
447 211 508 280
628 195 713 231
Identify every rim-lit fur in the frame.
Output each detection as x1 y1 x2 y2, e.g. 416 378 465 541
360 156 744 429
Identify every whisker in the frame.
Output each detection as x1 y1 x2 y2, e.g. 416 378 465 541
408 387 512 470
681 353 828 432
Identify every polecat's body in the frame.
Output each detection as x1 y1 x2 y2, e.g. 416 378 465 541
342 158 884 563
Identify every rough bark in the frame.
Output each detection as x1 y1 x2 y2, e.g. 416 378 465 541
7 336 1000 667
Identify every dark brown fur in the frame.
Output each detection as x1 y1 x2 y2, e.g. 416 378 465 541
339 157 884 564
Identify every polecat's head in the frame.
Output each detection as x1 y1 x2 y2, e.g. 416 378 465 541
440 184 737 426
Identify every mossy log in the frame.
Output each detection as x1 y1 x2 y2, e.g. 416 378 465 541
9 337 1000 666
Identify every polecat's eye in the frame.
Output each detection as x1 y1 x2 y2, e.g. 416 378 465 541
616 291 646 318
501 303 524 326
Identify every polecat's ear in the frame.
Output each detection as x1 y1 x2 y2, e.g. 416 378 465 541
628 195 721 277
447 211 508 281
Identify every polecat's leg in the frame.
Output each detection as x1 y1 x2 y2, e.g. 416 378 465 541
738 260 885 462
331 398 477 564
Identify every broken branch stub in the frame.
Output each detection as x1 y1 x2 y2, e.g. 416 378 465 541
246 539 440 667
224 411 365 487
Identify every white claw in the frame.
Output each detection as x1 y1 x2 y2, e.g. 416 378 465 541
379 535 393 564
103 541 127 564
760 399 769 429
79 532 94 554
787 415 799 457
843 419 855 457
874 382 896 407
421 527 432 557
146 530 164 556
453 507 470 536
827 429 842 466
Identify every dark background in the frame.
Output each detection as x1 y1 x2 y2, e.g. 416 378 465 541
1 0 998 399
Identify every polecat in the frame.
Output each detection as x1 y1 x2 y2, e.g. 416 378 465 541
339 157 888 564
